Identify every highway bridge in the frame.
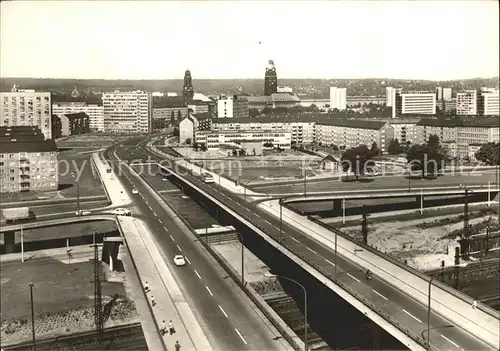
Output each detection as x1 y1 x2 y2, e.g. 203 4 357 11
144 143 500 351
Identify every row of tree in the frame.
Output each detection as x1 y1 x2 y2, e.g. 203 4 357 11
474 142 499 165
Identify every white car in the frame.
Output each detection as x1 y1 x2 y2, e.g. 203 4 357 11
75 209 91 216
132 188 139 195
111 208 132 216
173 255 186 266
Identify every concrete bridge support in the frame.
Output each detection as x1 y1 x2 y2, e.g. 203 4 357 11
2 231 16 254
102 237 123 272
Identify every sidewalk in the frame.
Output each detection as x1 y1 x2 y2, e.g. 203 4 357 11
93 152 212 351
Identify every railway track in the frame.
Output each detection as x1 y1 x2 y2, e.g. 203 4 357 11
2 323 147 351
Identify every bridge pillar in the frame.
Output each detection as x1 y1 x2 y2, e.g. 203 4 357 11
102 238 122 271
3 231 16 254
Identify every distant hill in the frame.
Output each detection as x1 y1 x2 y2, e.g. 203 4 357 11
1 77 498 99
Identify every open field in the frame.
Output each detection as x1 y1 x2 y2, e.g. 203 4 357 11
56 133 130 149
0 257 137 344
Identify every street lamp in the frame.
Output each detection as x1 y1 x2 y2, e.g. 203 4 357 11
265 273 308 351
407 163 412 192
243 175 262 200
29 283 36 350
427 276 435 350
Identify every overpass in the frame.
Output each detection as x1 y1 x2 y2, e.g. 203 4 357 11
147 144 500 351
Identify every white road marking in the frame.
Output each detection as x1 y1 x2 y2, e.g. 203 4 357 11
290 237 300 243
185 256 191 264
347 273 361 283
163 226 168 232
235 328 247 344
265 220 272 225
194 270 201 279
176 245 182 252
440 334 459 348
402 309 422 323
325 259 335 266
152 212 157 217
169 235 175 242
205 286 213 296
372 289 388 301
158 218 162 223
306 247 317 254
218 305 228 318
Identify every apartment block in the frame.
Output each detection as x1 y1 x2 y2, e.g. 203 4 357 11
478 88 499 116
52 102 104 131
102 90 151 133
456 90 478 115
0 126 58 193
195 130 292 150
1 91 52 139
393 91 436 118
329 87 347 111
217 95 249 118
51 112 90 138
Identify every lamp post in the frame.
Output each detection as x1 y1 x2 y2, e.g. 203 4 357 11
408 163 411 192
265 273 308 351
235 232 245 286
427 276 434 350
29 283 36 350
243 175 262 200
334 230 338 276
342 198 346 224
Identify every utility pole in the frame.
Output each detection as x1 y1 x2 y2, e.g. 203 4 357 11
361 205 368 245
91 235 103 344
29 283 36 350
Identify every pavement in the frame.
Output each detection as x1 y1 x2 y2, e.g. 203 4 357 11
145 144 500 350
105 146 294 350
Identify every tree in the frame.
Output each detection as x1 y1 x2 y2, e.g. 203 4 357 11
173 127 179 137
263 141 274 148
232 149 238 156
332 145 339 151
193 142 199 151
177 110 182 121
388 139 402 155
428 134 440 151
406 144 445 177
249 108 260 117
200 144 207 152
370 142 379 158
475 143 499 165
252 148 256 156
341 145 374 180
238 149 246 156
185 138 191 145
171 111 175 126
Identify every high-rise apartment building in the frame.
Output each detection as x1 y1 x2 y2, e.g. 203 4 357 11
264 60 278 96
329 87 347 111
0 90 52 139
392 91 436 118
436 87 443 101
456 90 478 115
52 102 104 131
385 87 403 107
102 90 151 133
443 88 452 101
217 95 249 118
478 88 499 116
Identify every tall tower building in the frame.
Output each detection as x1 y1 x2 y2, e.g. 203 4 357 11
183 70 194 101
264 60 278 96
329 87 347 111
102 90 151 133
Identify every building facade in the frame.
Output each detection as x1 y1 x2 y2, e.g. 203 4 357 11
393 91 436 118
0 126 58 193
315 120 394 153
329 87 347 111
179 115 199 144
195 130 292 150
52 102 104 131
1 91 52 139
385 87 402 107
52 112 90 138
478 89 499 116
387 119 420 145
102 90 151 133
217 95 249 118
456 90 478 115
264 60 278 96
247 93 300 112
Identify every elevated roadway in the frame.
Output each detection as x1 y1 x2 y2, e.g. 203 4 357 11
106 144 296 351
145 143 500 351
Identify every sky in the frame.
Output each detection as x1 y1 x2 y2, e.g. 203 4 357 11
1 1 499 80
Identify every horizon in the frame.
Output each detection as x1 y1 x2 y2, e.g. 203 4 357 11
1 1 499 80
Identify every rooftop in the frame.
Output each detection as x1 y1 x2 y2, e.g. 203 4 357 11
0 139 57 153
64 112 90 120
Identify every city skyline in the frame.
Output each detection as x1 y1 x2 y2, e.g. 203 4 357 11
1 1 499 80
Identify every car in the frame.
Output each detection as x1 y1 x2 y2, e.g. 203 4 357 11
201 172 214 183
132 188 139 195
173 255 186 266
111 208 132 216
75 209 91 216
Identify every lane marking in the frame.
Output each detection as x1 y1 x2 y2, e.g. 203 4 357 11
325 259 335 266
152 211 157 217
158 218 162 223
372 289 388 301
176 245 182 252
185 256 191 264
347 273 361 283
205 286 213 296
163 226 168 232
290 237 300 243
235 328 247 345
194 270 201 279
402 309 422 323
265 220 272 225
169 235 175 242
306 247 317 254
218 305 228 318
440 334 459 348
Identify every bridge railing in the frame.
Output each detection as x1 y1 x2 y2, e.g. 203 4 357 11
161 164 438 350
303 211 499 319
133 167 304 351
